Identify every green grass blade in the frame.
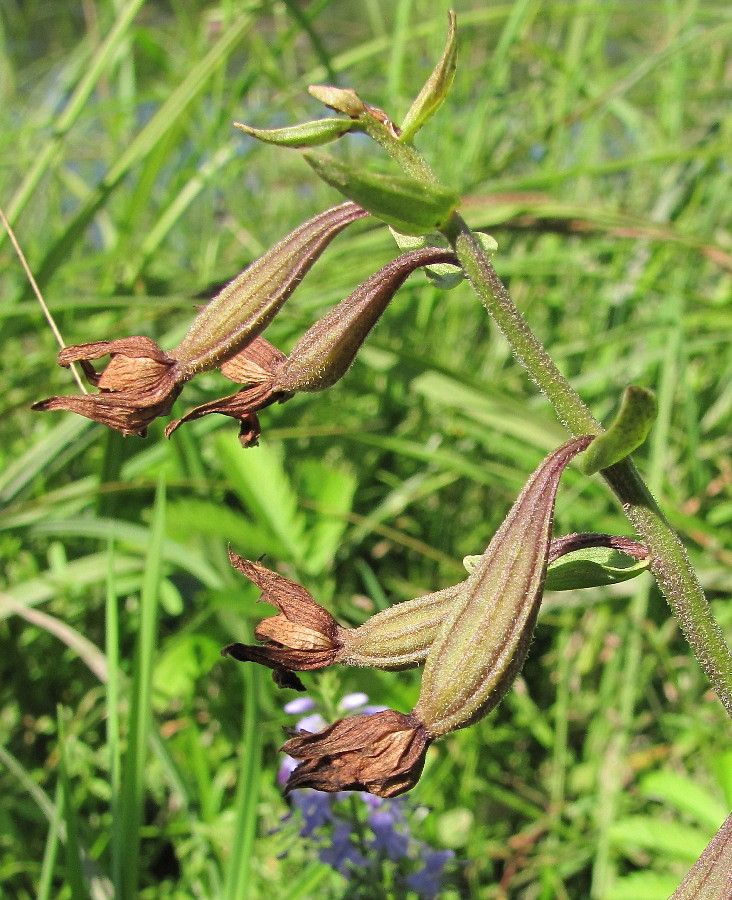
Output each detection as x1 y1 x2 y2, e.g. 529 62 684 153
118 476 166 900
57 710 89 900
222 665 262 900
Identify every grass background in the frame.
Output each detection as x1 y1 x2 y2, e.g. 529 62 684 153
1 0 731 896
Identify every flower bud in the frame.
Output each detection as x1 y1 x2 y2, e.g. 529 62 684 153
303 151 460 236
413 436 593 737
234 118 362 148
308 85 366 117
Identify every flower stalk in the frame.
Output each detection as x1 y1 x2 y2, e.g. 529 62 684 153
333 71 732 716
443 212 732 715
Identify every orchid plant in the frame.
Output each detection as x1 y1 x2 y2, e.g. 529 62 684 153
32 10 732 894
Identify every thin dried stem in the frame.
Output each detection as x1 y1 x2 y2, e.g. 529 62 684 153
0 206 87 394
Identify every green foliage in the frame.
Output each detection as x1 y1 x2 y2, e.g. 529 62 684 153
1 1 731 897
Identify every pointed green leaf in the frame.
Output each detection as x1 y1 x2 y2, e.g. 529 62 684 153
580 386 657 475
303 151 459 235
543 546 649 591
400 10 458 142
234 118 362 148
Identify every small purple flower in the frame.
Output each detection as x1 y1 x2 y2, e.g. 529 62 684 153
295 712 327 733
368 805 409 861
290 790 334 837
284 696 316 715
339 692 369 711
318 820 369 874
277 754 299 786
405 849 454 898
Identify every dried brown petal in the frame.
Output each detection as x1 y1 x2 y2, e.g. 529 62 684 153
282 709 430 797
219 336 286 385
32 337 182 437
164 381 280 447
221 550 343 681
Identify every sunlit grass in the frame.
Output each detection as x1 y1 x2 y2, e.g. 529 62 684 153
1 0 731 896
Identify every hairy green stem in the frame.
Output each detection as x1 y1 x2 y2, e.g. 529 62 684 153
444 213 732 715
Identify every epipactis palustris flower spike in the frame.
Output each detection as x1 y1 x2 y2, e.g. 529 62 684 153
164 246 457 445
413 435 593 737
32 204 366 437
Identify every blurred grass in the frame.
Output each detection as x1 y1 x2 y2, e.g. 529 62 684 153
1 0 731 897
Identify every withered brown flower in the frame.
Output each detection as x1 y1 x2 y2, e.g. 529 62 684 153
282 709 430 797
279 436 598 797
33 203 366 439
31 337 183 437
221 549 345 690
164 246 457 446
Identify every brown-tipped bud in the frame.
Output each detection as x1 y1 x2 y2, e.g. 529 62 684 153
171 202 368 374
32 337 183 437
308 85 366 118
413 436 593 737
282 709 430 797
221 550 344 689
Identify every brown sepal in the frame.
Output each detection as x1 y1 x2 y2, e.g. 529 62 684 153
163 381 283 446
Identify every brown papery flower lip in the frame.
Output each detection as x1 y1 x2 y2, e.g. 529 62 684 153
282 709 431 798
31 337 183 437
221 549 344 691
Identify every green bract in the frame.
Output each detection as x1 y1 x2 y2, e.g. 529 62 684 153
302 150 460 236
399 10 458 142
580 385 658 475
234 118 363 148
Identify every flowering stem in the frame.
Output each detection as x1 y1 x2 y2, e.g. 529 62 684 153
442 213 732 716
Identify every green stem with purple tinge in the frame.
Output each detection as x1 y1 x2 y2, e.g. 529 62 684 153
341 116 732 712
442 213 732 715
